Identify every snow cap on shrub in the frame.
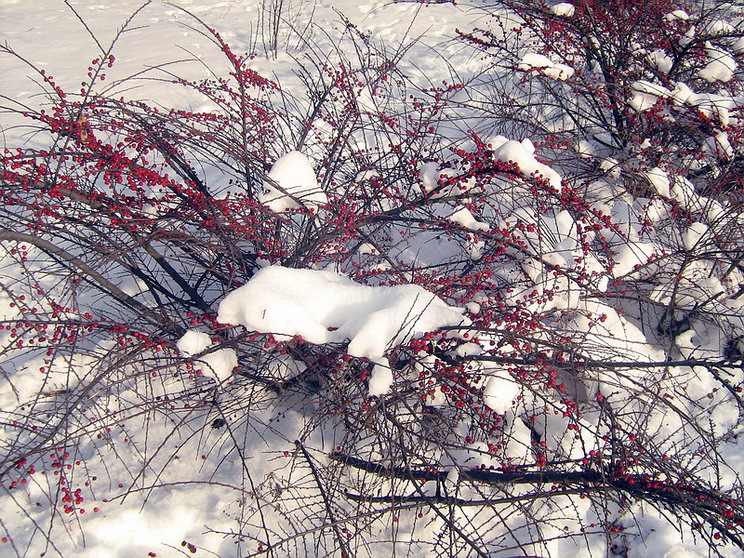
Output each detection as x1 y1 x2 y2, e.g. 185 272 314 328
259 150 328 212
217 266 469 392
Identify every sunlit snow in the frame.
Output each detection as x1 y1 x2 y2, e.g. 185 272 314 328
518 52 575 81
217 266 468 392
259 150 328 212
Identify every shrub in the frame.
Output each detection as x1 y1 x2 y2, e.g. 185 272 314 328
1 1 743 556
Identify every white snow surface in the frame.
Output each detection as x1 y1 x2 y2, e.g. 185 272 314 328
193 347 238 382
518 52 575 80
664 9 690 21
647 49 673 73
217 266 468 372
447 205 489 231
550 3 575 17
419 163 475 198
369 357 394 396
177 330 237 381
489 135 563 189
259 150 327 212
176 330 212 356
698 42 737 83
703 131 735 159
482 371 519 414
629 80 672 112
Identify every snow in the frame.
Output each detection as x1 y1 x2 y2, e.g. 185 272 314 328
733 36 744 54
647 49 673 73
368 357 394 396
447 205 489 231
684 222 708 250
0 359 48 409
621 502 739 558
629 80 672 112
670 82 744 125
679 26 696 47
643 167 671 197
550 3 575 17
217 266 468 386
465 232 486 260
420 162 453 196
698 42 737 83
610 240 656 276
488 136 563 188
703 131 735 159
176 330 212 356
177 330 237 381
193 347 238 382
258 150 327 212
518 52 575 80
482 371 519 414
265 353 306 381
419 163 474 198
664 9 689 21
703 19 735 36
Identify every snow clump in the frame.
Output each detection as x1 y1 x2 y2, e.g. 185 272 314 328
628 80 672 112
488 136 563 189
518 52 575 80
647 50 673 74
447 206 489 231
664 9 689 21
703 132 734 159
176 330 237 382
217 266 469 394
550 3 575 17
698 43 737 83
176 330 212 356
482 371 519 414
258 151 328 212
419 162 475 198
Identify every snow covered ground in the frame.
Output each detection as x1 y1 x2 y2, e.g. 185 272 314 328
2 1 744 557
0 0 482 132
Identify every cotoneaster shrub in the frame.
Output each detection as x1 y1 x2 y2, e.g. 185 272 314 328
0 1 743 557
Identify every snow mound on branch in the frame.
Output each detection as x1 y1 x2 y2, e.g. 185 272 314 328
733 36 744 55
702 19 735 37
258 151 328 212
698 43 737 83
664 9 689 21
483 371 519 414
628 79 744 117
419 163 475 198
217 267 469 386
420 163 455 196
488 136 563 189
628 80 671 112
683 222 709 251
518 52 575 81
550 3 575 17
176 330 237 382
670 83 744 125
643 167 671 197
641 167 730 223
447 205 489 231
369 357 393 397
703 132 734 159
176 330 211 356
647 50 673 74
196 348 238 382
